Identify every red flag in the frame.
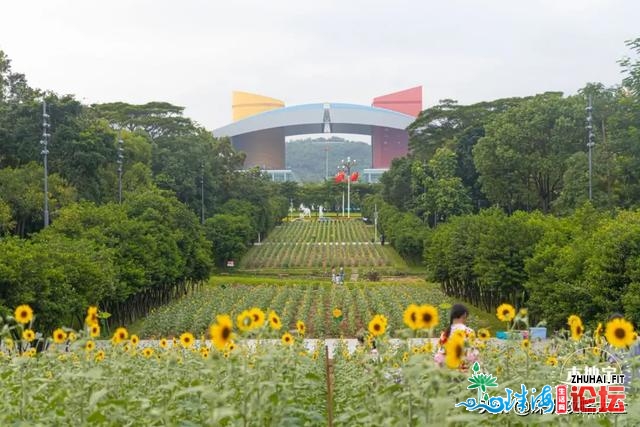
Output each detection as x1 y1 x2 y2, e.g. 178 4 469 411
350 171 359 182
334 171 345 183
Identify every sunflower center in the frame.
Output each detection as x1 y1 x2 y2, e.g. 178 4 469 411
374 323 381 331
502 310 509 316
422 313 432 323
222 326 231 340
455 343 463 359
20 310 28 318
614 327 626 339
410 312 416 322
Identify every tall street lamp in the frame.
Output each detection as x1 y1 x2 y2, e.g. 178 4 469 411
586 95 595 201
117 133 124 204
40 100 51 227
340 156 356 218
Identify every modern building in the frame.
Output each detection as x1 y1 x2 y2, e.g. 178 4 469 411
213 87 422 174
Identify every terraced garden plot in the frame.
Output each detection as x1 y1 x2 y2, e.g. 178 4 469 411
240 220 405 269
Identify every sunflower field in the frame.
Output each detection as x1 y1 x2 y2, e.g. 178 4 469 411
134 277 502 339
1 303 640 426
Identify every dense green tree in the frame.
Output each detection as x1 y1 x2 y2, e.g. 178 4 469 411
204 214 254 266
474 92 584 212
0 162 76 236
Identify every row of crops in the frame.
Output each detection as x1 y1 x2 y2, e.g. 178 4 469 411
266 220 375 243
240 220 403 269
135 278 500 339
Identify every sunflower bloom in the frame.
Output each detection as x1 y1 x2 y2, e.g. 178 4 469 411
130 335 140 347
210 314 233 351
268 311 282 330
143 348 154 358
296 320 306 336
237 310 253 332
521 339 531 351
477 328 491 341
159 338 168 349
333 308 343 318
85 340 95 352
594 322 603 345
605 318 635 349
368 314 387 337
496 304 516 322
403 304 420 330
90 324 100 338
22 329 36 342
570 320 584 341
95 350 105 361
180 332 195 348
282 332 294 345
546 356 558 367
567 315 581 327
112 327 128 344
249 307 266 329
14 305 34 324
444 334 465 369
52 328 67 344
419 305 439 330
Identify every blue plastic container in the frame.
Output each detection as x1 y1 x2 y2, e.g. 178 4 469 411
529 327 547 340
496 331 508 340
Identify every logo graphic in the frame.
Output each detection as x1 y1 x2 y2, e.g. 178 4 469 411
455 361 626 415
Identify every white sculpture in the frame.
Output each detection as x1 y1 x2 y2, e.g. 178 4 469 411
318 205 324 218
299 203 311 218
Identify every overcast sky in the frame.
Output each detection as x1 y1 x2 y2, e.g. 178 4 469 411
1 0 638 132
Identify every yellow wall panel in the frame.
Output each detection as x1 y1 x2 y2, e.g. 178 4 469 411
232 91 284 121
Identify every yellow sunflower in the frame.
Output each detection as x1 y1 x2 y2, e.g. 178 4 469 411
68 332 77 342
237 310 253 332
419 305 439 330
90 324 100 338
444 334 465 369
605 318 636 349
570 321 584 341
228 341 236 352
179 332 195 348
95 350 105 361
142 348 154 358
403 304 420 330
22 329 36 342
521 339 531 351
422 341 433 353
210 314 233 351
333 308 343 318
567 315 581 327
159 338 168 349
113 327 129 343
477 328 491 341
52 328 67 344
85 312 98 327
14 304 34 324
85 340 95 352
130 335 140 346
518 308 528 316
249 307 265 329
282 332 294 345
594 322 603 344
296 320 306 336
368 314 387 337
268 311 282 330
546 356 558 367
496 303 516 322
200 347 209 359
592 347 601 356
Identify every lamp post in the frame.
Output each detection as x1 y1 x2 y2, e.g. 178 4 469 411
340 156 356 218
586 95 595 201
117 133 124 204
200 161 205 224
40 100 50 227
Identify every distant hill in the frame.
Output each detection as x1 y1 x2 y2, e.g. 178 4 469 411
285 137 372 182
